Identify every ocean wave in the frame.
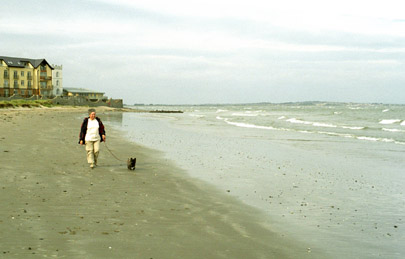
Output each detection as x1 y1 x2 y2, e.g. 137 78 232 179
216 109 228 113
357 136 380 141
286 118 312 125
341 126 365 130
223 119 276 130
379 119 401 125
217 117 404 146
317 131 353 138
382 128 405 133
286 118 339 128
312 122 337 128
298 130 313 134
285 118 368 131
231 113 259 117
357 136 395 143
317 131 402 144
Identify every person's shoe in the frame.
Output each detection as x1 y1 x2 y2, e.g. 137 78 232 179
90 163 95 168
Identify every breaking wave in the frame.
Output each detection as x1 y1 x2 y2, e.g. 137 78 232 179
379 119 401 125
216 116 404 145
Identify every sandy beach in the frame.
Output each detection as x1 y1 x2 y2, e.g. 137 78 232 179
0 107 317 258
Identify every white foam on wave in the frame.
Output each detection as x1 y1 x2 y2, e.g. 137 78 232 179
299 130 313 134
217 116 404 146
382 128 405 133
286 118 312 125
379 138 396 143
216 109 228 113
286 118 338 128
356 136 395 143
313 122 337 128
278 116 286 120
401 121 405 126
224 119 276 130
382 109 390 113
316 131 401 144
357 136 379 141
189 114 205 118
342 126 365 130
379 119 401 125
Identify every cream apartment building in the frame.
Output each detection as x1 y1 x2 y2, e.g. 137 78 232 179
0 56 54 98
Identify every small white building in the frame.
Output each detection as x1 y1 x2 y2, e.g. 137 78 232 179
52 64 63 96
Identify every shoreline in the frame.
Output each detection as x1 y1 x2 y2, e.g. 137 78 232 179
0 107 319 258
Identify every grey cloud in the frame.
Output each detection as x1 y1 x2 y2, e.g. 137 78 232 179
2 0 404 104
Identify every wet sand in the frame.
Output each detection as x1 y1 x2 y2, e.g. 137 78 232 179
0 107 319 258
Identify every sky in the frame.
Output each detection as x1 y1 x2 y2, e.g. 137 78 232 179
1 0 405 104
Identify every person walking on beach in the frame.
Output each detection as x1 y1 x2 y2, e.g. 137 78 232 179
79 109 106 168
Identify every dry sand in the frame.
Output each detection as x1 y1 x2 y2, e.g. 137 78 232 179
0 107 319 258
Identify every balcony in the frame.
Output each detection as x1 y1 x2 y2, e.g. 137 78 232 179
40 75 52 81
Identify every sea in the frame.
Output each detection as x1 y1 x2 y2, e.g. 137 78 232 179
106 102 405 258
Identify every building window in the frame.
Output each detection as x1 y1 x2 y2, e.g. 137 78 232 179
28 90 32 96
40 82 46 88
21 89 25 95
56 80 59 86
21 71 24 77
21 80 24 86
56 72 59 77
14 80 19 88
56 89 60 95
4 80 9 87
28 81 32 88
4 89 9 97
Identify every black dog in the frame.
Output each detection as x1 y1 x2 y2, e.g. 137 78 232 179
127 158 136 170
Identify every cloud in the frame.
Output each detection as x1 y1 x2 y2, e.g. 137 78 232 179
1 0 405 104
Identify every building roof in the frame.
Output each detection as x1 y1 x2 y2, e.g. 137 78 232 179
63 87 105 94
0 55 54 69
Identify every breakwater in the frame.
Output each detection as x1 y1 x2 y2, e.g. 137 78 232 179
0 95 123 108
